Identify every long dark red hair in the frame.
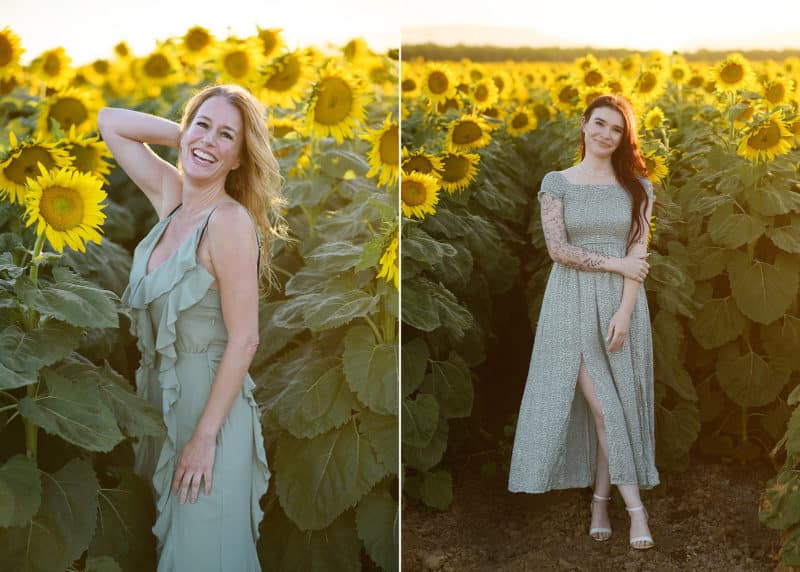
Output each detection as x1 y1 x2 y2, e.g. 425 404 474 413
579 94 650 250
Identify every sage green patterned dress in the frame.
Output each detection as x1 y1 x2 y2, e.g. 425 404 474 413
508 171 660 494
122 204 269 571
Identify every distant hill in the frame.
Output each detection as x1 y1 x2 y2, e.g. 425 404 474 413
401 25 800 62
401 43 800 63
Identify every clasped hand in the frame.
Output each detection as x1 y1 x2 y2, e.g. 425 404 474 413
172 434 216 504
618 253 650 283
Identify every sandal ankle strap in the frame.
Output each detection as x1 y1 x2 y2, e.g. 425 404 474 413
592 494 611 501
625 505 645 512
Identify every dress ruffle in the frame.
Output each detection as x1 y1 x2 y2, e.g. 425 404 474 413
122 207 270 563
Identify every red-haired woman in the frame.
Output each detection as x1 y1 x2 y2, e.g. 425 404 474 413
508 95 658 550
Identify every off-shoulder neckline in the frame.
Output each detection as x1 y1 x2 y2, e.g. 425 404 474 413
552 171 621 188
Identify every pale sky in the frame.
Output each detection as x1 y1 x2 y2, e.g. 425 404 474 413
402 0 800 52
3 0 399 65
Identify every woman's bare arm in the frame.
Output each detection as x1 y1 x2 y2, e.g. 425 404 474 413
97 107 182 218
170 203 260 504
539 192 627 274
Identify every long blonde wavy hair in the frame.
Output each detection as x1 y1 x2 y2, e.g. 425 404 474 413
178 84 289 293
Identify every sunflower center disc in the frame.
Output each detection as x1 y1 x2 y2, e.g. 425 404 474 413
266 56 300 91
144 54 170 78
452 121 482 145
402 180 427 206
43 53 61 77
427 72 448 95
474 84 489 102
749 123 781 150
379 125 399 166
314 77 353 125
766 84 785 104
585 70 603 86
6 148 57 184
225 51 249 78
67 145 97 173
512 113 529 129
403 156 433 174
401 79 417 92
40 185 84 231
186 30 211 52
49 97 89 131
0 34 12 66
441 154 469 182
721 63 744 84
639 73 657 93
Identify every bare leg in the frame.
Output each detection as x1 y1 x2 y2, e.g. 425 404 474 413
577 358 653 548
576 358 611 540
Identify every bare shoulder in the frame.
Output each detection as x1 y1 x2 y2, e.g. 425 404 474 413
207 201 257 246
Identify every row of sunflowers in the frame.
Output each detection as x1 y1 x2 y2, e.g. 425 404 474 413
399 51 800 566
0 25 398 572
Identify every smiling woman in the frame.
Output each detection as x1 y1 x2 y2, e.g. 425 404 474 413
97 84 288 572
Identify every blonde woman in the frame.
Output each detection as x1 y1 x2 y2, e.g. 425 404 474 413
98 84 287 571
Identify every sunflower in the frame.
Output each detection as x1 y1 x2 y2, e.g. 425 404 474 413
401 171 440 219
762 77 794 107
136 45 182 87
0 73 19 96
269 115 305 139
490 70 512 99
343 38 371 62
789 118 800 145
578 86 605 109
469 78 500 111
633 69 664 102
0 132 72 204
643 107 666 130
306 61 368 143
376 232 398 289
36 87 101 139
23 165 107 253
435 96 461 114
620 54 642 78
643 151 668 184
506 108 537 137
421 62 457 105
402 147 443 176
257 27 285 61
436 151 480 193
712 53 755 93
580 66 605 88
737 111 794 162
401 69 421 99
113 42 131 59
78 59 112 86
363 114 399 187
215 36 263 86
58 126 113 183
258 50 313 109
29 47 73 90
550 77 580 112
0 27 24 80
180 26 216 64
446 114 492 151
669 59 691 86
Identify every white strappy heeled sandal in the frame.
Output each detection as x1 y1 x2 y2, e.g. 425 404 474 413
625 505 655 550
589 494 612 541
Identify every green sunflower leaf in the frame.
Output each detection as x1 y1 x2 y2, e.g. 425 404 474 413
0 455 41 527
274 418 385 530
343 325 398 415
356 490 399 572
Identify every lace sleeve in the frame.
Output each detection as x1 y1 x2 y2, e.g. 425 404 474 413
538 192 615 272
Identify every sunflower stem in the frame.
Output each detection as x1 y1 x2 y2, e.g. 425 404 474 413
29 231 46 285
363 314 383 344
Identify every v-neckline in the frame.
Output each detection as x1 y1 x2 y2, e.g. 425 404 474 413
145 205 213 279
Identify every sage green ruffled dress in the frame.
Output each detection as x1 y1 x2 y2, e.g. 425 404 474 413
508 171 660 494
122 205 269 572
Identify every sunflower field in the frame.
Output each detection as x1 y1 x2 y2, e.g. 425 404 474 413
0 25 398 572
400 51 800 565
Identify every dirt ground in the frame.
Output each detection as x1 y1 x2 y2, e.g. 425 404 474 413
402 456 781 572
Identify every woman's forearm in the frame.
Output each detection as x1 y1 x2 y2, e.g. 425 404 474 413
98 107 180 147
618 276 641 316
193 338 259 440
